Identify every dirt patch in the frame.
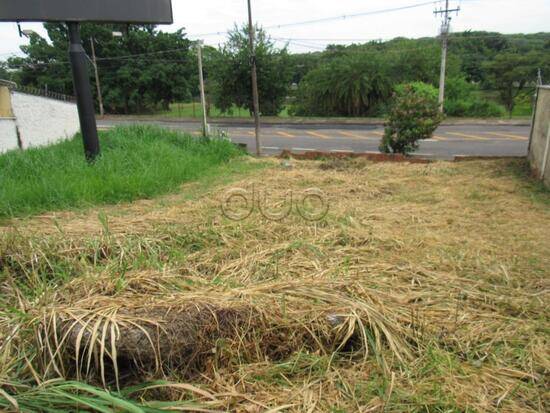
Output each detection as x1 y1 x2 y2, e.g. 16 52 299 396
36 281 410 387
280 150 432 163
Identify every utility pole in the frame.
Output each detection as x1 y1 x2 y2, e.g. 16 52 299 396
537 68 543 86
197 41 209 137
89 37 105 117
247 0 262 156
434 0 460 113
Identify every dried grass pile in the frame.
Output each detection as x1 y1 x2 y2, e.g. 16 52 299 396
1 158 549 412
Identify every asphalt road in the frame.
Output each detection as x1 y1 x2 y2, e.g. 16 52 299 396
98 119 531 160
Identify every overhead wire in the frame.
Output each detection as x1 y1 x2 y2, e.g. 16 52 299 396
189 0 441 38
3 0 534 65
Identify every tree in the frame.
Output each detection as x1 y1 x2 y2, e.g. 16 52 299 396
7 23 194 114
380 82 442 155
483 51 536 117
443 77 505 118
291 53 392 117
287 52 322 85
449 31 509 83
210 25 292 116
0 61 11 81
390 38 458 85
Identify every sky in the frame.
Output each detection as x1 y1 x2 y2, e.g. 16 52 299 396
0 0 549 59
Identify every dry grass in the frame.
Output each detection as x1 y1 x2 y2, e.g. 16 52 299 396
1 158 549 412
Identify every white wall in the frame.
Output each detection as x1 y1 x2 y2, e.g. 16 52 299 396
528 86 550 187
0 118 19 153
10 92 80 149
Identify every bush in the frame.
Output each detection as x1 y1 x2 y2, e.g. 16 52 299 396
445 77 477 101
380 82 443 155
444 77 506 117
445 98 506 117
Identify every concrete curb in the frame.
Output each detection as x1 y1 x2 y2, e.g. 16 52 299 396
99 115 532 128
274 148 527 163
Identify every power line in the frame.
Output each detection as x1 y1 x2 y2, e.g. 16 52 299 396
95 47 191 61
264 1 439 30
190 0 440 38
188 0 497 38
267 33 517 43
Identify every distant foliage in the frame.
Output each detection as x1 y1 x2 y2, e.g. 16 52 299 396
289 32 549 118
445 98 505 118
290 53 392 117
8 24 195 114
380 83 443 155
209 25 292 116
0 61 12 81
4 28 549 118
290 39 451 117
444 77 505 117
483 51 544 117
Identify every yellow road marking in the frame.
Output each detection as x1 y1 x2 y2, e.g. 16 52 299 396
370 130 384 136
246 131 255 136
446 132 490 141
339 130 369 139
276 131 295 138
306 131 330 139
484 132 528 141
432 135 449 141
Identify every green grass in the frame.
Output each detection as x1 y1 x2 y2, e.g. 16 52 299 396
156 102 291 119
0 380 217 412
158 99 532 120
0 125 246 219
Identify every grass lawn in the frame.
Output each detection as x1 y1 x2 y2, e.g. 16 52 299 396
0 125 250 219
156 97 532 120
0 157 548 412
156 102 292 119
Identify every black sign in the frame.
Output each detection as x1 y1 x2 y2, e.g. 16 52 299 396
0 0 173 24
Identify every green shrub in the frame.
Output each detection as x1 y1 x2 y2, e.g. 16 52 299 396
445 77 477 101
444 77 506 117
0 126 244 218
445 98 506 117
380 82 443 155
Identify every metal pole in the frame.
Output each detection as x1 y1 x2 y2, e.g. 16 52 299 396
67 22 100 161
90 37 105 117
438 33 448 113
247 0 262 156
438 0 450 114
197 41 209 137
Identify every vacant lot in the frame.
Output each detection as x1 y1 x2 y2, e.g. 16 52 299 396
0 158 548 412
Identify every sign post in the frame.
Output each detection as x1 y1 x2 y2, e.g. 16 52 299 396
0 0 173 161
67 22 100 161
